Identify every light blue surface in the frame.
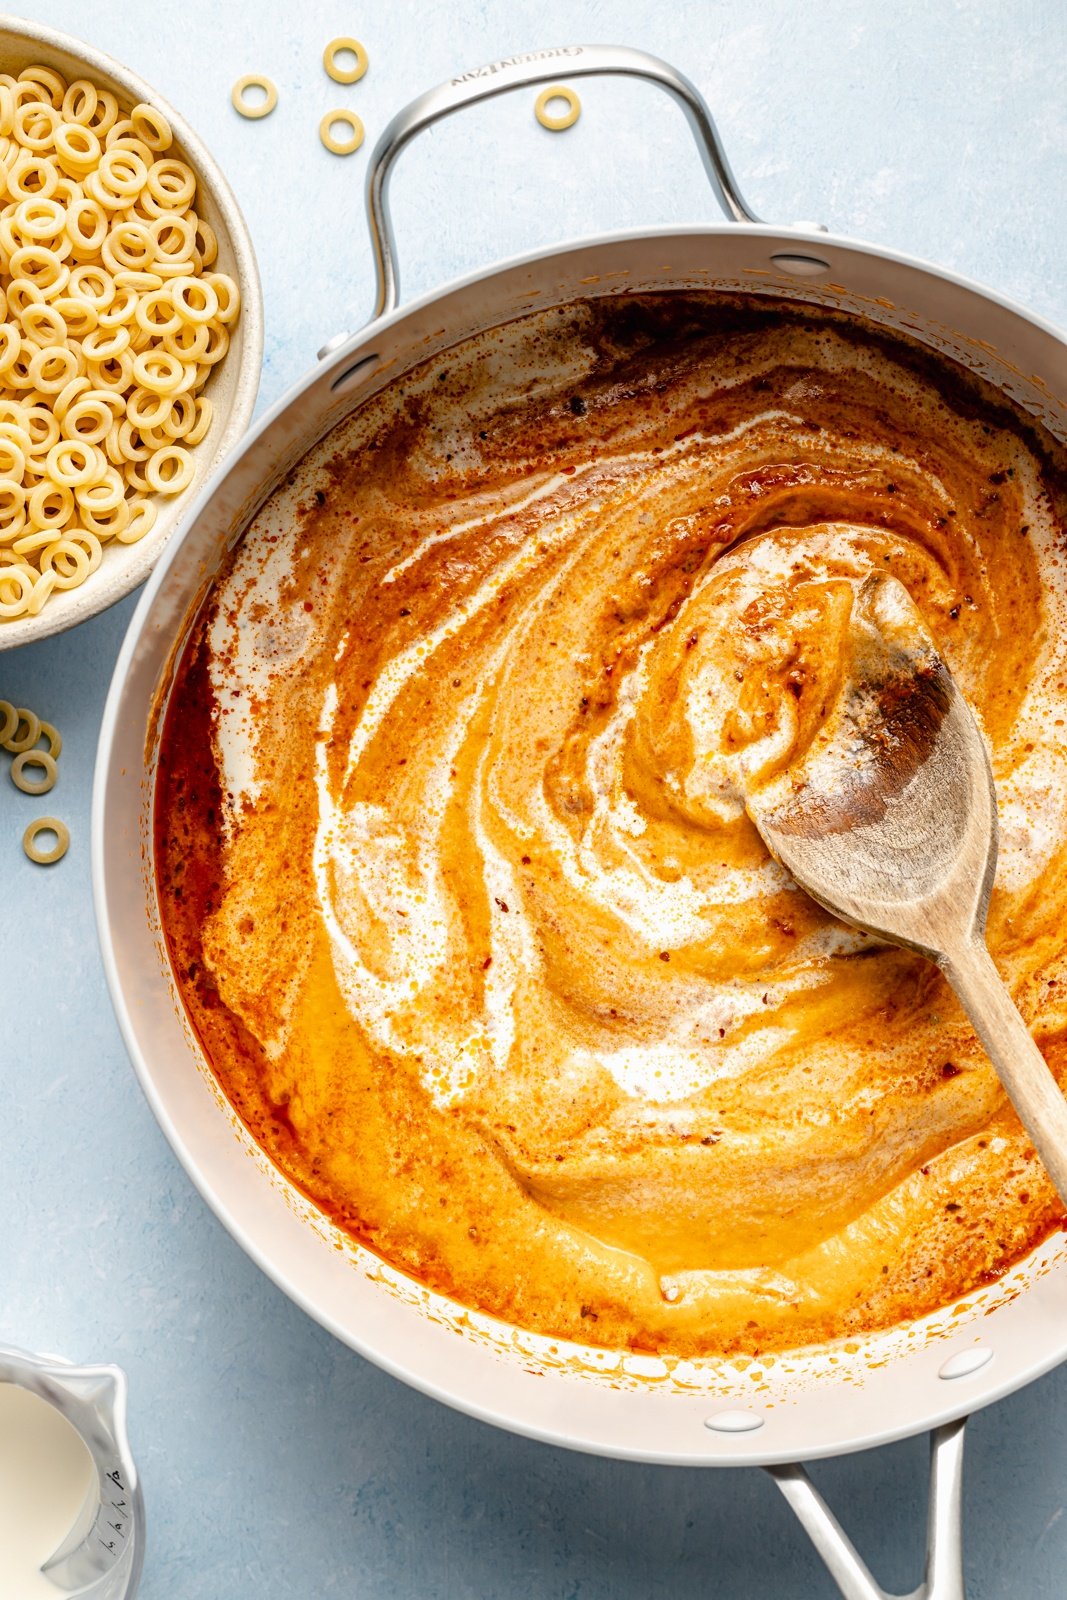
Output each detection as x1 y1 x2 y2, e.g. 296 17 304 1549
1 1 1066 1595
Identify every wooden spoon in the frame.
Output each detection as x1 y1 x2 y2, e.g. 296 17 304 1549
746 572 1067 1203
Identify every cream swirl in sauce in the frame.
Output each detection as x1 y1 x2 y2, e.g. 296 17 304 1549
157 296 1067 1354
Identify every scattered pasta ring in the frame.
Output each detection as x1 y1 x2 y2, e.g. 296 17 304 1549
323 37 369 84
320 110 364 156
0 700 16 744
4 706 40 752
23 814 69 864
35 719 61 760
12 748 57 794
534 85 581 132
231 75 278 121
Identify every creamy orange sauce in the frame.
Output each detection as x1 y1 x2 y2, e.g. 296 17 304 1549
156 294 1067 1356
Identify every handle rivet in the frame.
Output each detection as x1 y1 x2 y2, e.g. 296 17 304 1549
769 252 832 278
330 354 381 394
938 1346 993 1380
705 1408 764 1433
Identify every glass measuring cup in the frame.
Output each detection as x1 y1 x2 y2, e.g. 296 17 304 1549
0 1346 143 1599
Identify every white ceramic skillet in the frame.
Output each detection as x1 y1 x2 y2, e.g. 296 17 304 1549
93 47 1067 1600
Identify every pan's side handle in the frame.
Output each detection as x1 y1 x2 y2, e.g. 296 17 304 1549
765 1418 968 1600
364 43 763 323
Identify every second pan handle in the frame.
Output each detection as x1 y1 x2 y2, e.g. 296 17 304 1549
364 43 764 322
767 1418 968 1600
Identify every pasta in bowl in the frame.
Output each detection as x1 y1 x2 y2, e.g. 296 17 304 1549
0 18 261 649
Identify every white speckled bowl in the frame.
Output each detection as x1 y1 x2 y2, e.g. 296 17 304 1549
0 15 263 651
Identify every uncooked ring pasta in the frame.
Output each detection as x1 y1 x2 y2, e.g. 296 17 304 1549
0 567 33 617
131 102 172 151
45 440 98 486
132 349 185 393
319 111 364 156
0 699 17 744
35 719 61 759
231 75 277 121
11 747 56 794
27 482 74 527
171 276 218 325
0 62 241 622
323 37 369 84
145 444 193 494
22 815 68 864
184 396 212 446
117 497 156 543
534 86 581 131
42 531 100 587
3 706 39 751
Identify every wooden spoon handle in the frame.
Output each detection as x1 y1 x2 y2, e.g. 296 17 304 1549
941 938 1067 1205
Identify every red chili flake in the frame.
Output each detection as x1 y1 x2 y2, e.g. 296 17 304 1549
495 898 509 913
659 951 671 962
941 1061 962 1079
481 956 492 971
303 601 314 612
520 854 531 865
945 1201 961 1212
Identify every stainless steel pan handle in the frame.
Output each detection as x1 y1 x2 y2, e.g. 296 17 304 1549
766 1418 968 1600
364 43 763 322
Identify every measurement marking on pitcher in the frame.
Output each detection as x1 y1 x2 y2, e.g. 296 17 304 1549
97 1467 131 1552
